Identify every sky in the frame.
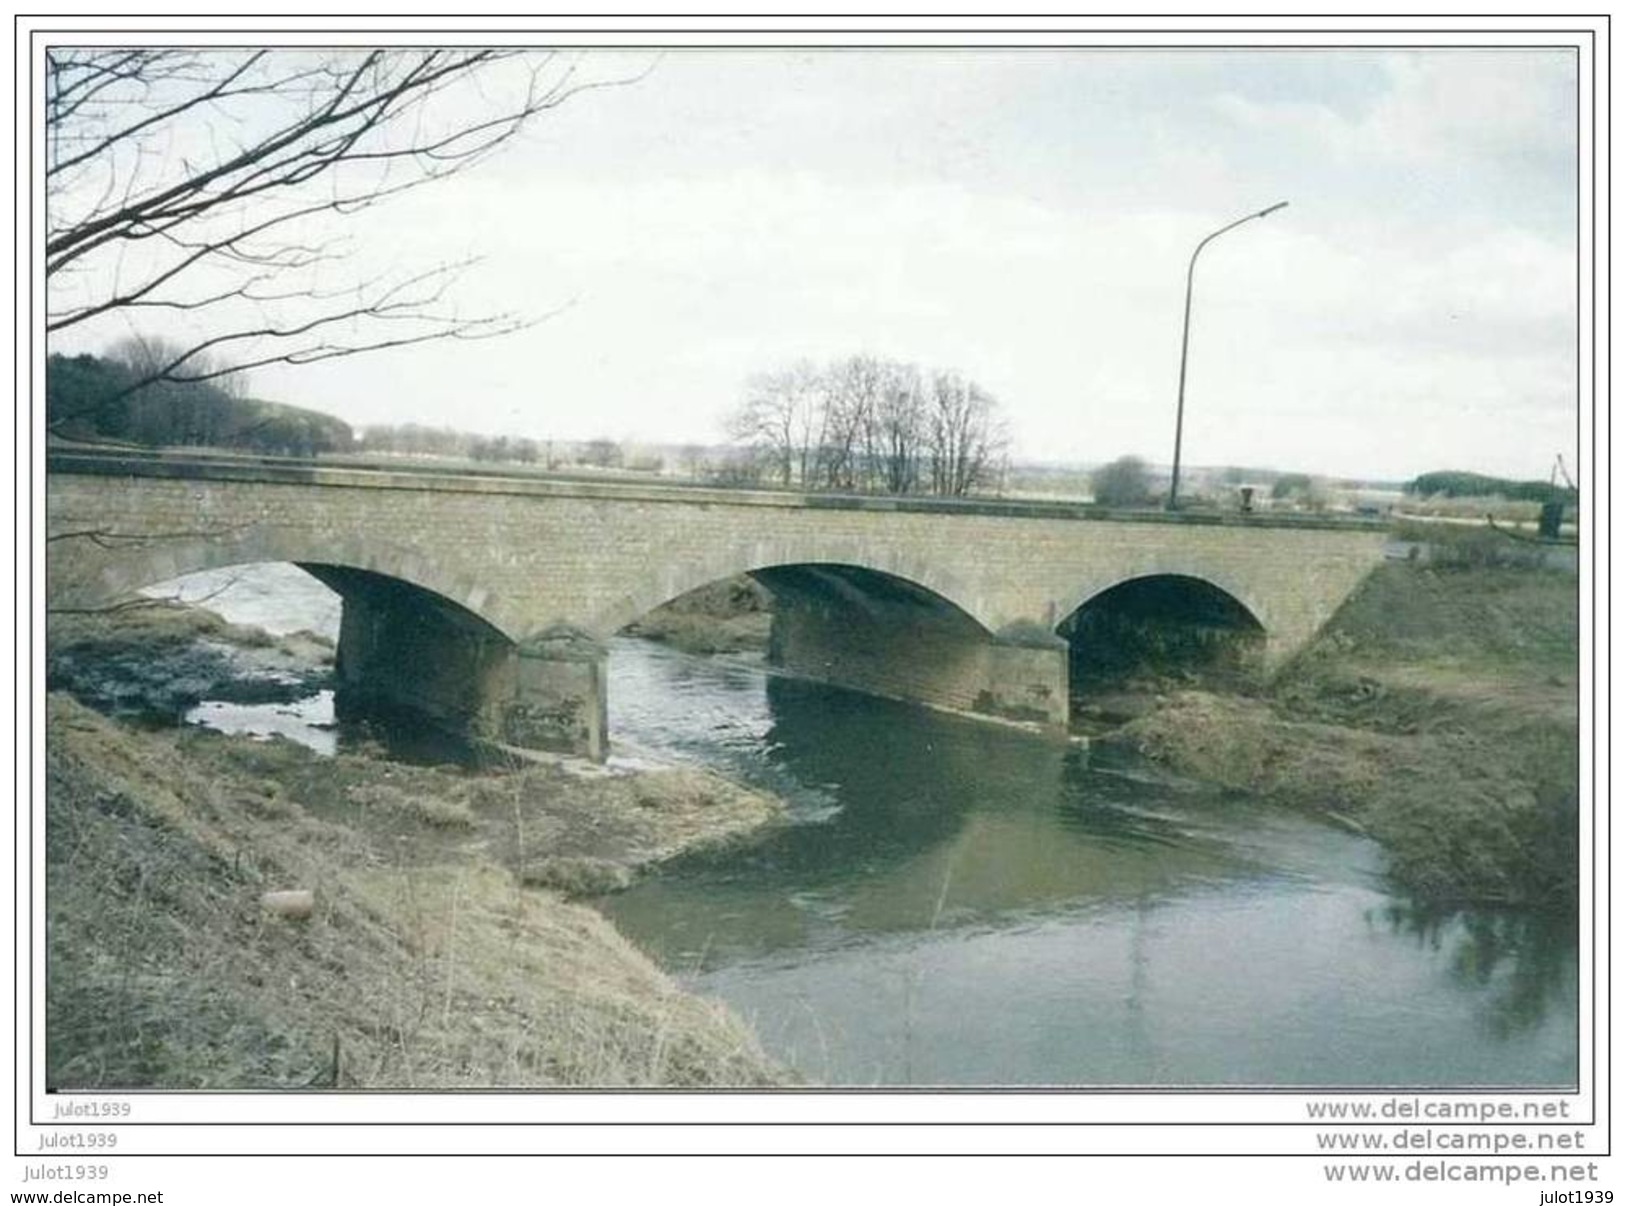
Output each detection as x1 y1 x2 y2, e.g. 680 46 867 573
57 46 1581 483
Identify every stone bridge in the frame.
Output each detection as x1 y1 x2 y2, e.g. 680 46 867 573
46 451 1390 759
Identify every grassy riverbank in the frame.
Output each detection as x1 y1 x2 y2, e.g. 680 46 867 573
45 635 789 1087
1099 561 1579 906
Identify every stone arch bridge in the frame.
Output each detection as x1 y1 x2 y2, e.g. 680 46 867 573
47 451 1389 759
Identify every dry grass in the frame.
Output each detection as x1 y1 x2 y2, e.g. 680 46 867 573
521 857 635 895
1389 519 1576 569
49 598 330 658
1100 562 1579 907
1396 494 1546 522
45 695 788 1089
346 782 477 830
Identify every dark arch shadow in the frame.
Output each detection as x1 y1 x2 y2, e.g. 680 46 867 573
295 563 518 739
297 563 509 644
749 563 990 636
1057 573 1266 712
618 563 990 641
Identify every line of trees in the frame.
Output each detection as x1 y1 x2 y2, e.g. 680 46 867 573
48 345 353 457
1408 470 1577 506
726 355 1009 496
358 428 672 472
359 424 543 465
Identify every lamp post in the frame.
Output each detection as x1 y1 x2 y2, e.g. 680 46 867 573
1166 200 1289 511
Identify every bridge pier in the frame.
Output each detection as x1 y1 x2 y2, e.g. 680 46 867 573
307 566 608 761
762 569 1069 733
977 634 1072 730
503 630 609 762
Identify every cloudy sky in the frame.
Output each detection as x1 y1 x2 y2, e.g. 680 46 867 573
65 45 1581 483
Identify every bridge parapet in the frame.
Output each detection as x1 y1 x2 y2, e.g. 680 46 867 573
46 448 1390 530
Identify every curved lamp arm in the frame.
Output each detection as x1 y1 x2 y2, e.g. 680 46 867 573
1167 201 1289 511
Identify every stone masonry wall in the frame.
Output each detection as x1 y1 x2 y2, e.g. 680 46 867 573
768 587 1069 729
46 455 1390 753
46 457 1388 666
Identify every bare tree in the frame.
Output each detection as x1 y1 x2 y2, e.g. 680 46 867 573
108 334 245 400
729 360 825 487
706 446 769 488
102 334 242 446
926 370 1007 497
677 443 707 481
46 47 632 429
727 354 1010 497
862 360 924 494
818 354 886 491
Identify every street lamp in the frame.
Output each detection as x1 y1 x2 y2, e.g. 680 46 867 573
1166 200 1289 511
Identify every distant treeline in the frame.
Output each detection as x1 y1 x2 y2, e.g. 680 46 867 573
47 352 353 458
1407 470 1577 505
358 423 547 465
359 427 680 473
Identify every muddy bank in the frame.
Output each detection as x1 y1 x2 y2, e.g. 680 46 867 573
46 693 788 1089
186 719 788 893
48 601 334 718
44 601 790 1089
47 597 788 890
1098 563 1579 907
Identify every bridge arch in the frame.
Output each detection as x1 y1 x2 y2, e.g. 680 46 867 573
47 527 524 641
595 544 993 639
78 553 528 749
1056 571 1268 692
1053 565 1272 641
615 558 1065 730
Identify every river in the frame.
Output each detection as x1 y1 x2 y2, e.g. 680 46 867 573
148 564 1579 1089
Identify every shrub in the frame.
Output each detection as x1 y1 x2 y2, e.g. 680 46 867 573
1091 455 1154 507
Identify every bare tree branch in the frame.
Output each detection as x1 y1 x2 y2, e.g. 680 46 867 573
47 519 257 548
46 46 640 433
47 567 248 617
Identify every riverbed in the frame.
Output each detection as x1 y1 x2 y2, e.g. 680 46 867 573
144 564 1579 1089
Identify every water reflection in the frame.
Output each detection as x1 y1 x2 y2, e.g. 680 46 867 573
1374 902 1577 1042
623 669 1299 956
603 639 1578 1087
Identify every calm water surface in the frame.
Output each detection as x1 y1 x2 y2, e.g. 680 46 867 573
162 565 1579 1088
602 642 1576 1088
